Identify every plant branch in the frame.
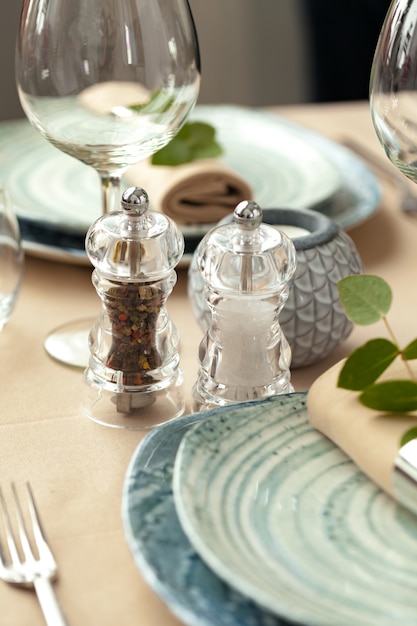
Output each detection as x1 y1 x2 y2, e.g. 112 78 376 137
383 316 416 380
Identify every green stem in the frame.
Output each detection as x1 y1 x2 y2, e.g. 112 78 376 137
383 316 416 380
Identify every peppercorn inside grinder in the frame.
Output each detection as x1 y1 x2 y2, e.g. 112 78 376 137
192 200 297 411
83 187 185 429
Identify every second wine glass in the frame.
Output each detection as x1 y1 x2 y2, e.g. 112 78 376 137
15 0 200 366
370 0 417 185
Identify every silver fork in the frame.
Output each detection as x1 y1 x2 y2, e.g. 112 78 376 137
341 136 417 214
0 483 69 626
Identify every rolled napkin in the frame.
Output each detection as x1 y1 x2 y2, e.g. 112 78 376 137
78 80 151 114
125 158 253 225
307 357 417 516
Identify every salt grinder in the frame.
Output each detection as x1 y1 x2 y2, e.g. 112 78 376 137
192 200 297 411
83 187 185 428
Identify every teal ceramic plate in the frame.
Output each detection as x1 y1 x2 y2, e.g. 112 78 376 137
121 402 287 626
173 394 417 626
0 106 339 230
0 106 380 263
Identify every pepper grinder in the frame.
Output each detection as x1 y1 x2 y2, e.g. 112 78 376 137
192 200 297 411
83 187 185 429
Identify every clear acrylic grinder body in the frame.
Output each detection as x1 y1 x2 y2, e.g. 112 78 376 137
83 187 185 429
192 201 297 411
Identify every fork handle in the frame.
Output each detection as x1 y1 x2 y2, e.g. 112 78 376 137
33 577 70 626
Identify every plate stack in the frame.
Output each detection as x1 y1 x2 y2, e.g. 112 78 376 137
122 393 417 626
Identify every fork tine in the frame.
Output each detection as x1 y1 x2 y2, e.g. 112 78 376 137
25 482 55 565
11 483 36 563
0 485 69 625
0 490 10 571
0 486 22 566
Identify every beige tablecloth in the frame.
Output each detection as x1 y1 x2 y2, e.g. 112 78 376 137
2 101 417 625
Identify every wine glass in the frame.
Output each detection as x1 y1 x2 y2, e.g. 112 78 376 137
370 0 417 185
15 0 200 366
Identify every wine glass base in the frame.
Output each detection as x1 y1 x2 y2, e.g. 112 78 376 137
82 376 185 430
44 318 92 369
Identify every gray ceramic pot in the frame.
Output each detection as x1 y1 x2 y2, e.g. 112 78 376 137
188 207 363 368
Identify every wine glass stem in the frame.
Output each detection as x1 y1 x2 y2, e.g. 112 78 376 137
100 173 121 214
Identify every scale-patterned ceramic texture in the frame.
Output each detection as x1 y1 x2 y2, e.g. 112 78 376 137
173 394 417 626
280 228 363 366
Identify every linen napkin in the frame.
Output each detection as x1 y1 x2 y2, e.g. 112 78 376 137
307 358 417 515
124 158 253 225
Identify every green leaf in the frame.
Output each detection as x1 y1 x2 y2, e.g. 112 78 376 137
338 338 399 390
403 338 417 360
400 426 417 447
338 274 392 325
151 121 223 166
360 380 417 412
129 90 175 114
151 137 191 166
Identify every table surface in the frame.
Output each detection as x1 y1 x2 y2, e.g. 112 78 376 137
2 99 417 626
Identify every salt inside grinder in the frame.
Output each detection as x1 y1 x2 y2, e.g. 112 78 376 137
83 187 185 429
192 200 297 411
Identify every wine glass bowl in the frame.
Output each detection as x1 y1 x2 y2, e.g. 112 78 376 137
15 0 200 384
16 0 200 212
370 0 417 185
